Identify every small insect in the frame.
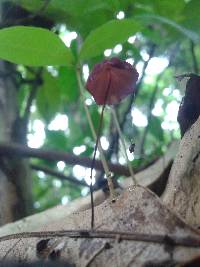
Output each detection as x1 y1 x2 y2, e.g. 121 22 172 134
129 140 135 153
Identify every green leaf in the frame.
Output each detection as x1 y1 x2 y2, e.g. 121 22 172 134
14 0 119 19
36 71 61 122
182 0 200 20
181 0 200 34
151 0 185 19
0 26 74 66
79 19 142 60
58 66 79 102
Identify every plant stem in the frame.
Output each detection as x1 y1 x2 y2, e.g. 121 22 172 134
76 68 116 229
89 103 106 229
76 68 110 177
111 107 137 185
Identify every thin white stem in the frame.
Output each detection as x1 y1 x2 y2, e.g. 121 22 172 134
111 107 137 185
76 68 116 199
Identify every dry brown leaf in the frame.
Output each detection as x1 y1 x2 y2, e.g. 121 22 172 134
1 186 200 266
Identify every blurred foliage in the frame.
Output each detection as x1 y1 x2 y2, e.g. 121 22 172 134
1 0 200 212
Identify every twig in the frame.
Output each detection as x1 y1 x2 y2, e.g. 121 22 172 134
77 67 113 229
76 67 110 178
111 107 136 184
30 164 88 187
89 102 106 229
77 67 116 228
90 100 110 228
0 142 131 176
1 229 200 248
23 68 43 124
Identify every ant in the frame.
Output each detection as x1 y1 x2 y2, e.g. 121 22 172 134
129 139 135 153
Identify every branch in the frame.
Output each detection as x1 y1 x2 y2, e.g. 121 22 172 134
0 143 130 176
22 68 43 124
1 229 200 248
30 164 89 187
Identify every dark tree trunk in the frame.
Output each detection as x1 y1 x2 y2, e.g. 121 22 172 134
0 57 33 224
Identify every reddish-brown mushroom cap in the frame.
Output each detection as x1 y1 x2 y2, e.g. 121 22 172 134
86 57 139 105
